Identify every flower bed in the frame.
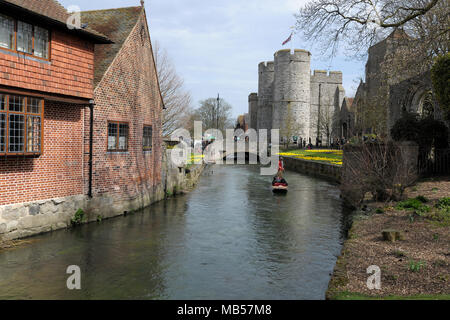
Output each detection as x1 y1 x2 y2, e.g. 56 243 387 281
278 149 343 166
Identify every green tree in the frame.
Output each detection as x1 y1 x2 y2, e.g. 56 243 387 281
431 53 450 121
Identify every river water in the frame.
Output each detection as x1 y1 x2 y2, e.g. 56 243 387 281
0 165 349 300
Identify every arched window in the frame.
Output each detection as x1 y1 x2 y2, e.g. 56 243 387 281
410 89 435 119
418 91 434 119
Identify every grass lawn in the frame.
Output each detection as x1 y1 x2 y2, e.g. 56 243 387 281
278 149 343 166
330 291 450 300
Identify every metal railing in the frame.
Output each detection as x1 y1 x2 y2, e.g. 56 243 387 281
418 148 450 176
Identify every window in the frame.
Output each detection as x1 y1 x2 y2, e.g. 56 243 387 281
0 14 50 60
0 14 14 49
0 93 43 155
143 126 152 151
108 122 129 152
34 26 49 58
17 21 33 54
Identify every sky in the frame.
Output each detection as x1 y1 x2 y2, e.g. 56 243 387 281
60 0 367 119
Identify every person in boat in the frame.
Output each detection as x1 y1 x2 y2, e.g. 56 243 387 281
272 171 288 186
278 157 285 173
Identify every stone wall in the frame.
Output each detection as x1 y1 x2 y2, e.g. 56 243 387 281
283 156 341 183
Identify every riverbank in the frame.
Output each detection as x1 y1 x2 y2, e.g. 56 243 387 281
327 177 450 300
282 156 341 183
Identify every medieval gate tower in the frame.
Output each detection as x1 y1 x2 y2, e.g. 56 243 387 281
249 49 345 144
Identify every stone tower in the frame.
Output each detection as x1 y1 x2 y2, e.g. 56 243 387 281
249 49 344 145
310 70 345 139
248 93 258 130
272 49 311 139
257 61 274 131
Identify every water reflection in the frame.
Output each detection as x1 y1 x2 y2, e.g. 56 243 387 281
0 165 347 300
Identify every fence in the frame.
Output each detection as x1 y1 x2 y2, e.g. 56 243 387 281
418 148 450 176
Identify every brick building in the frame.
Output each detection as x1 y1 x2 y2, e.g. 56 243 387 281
0 0 165 240
81 5 164 213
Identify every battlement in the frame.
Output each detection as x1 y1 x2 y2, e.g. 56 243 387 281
258 61 274 72
274 48 311 61
248 93 258 101
311 70 343 83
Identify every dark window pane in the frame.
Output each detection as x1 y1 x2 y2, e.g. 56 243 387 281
143 126 152 151
0 14 14 50
118 124 128 150
9 95 24 112
0 94 5 111
27 115 41 152
34 26 49 59
9 114 24 152
17 21 33 54
0 113 5 152
108 123 118 150
27 98 42 114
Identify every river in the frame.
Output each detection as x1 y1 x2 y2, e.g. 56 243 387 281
0 164 349 300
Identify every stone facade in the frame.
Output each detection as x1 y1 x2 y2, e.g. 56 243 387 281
352 29 448 137
249 49 345 144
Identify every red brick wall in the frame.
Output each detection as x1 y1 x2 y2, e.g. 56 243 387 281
85 10 163 200
0 101 84 205
0 29 95 99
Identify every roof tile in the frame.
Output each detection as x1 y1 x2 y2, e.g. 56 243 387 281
81 7 142 87
2 0 110 41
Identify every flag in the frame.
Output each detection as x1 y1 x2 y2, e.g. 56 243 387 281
282 32 293 46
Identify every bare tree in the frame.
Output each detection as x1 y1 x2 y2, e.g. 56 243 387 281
294 0 446 61
341 140 418 207
193 98 234 133
314 96 340 146
153 40 193 136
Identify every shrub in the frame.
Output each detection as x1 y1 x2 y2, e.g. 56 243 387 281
431 53 450 122
396 197 428 210
436 197 450 210
416 195 429 203
408 260 426 272
71 209 85 226
340 141 417 206
391 113 421 142
391 113 449 152
417 117 449 150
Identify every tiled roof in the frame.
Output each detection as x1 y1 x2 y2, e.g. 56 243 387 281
81 7 143 87
1 0 110 42
3 0 69 22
